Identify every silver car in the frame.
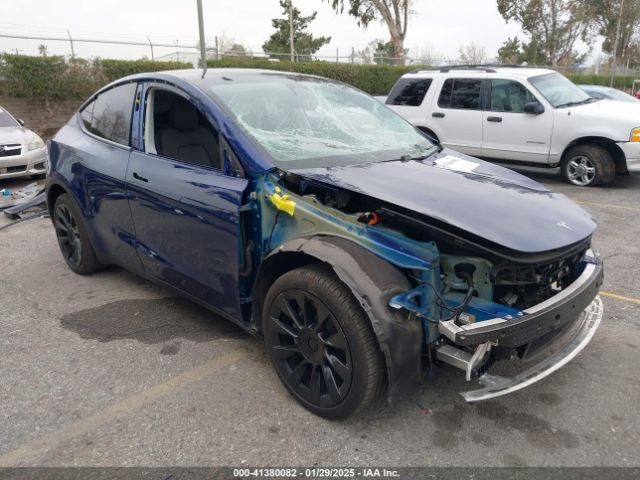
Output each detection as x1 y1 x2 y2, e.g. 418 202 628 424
0 105 48 180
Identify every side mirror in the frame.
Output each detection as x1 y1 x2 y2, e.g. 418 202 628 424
524 102 545 115
17 118 25 126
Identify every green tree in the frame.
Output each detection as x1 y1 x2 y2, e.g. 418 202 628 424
584 0 640 68
227 43 249 57
497 0 592 66
497 36 547 64
366 39 407 64
323 0 411 64
263 0 331 61
497 36 521 63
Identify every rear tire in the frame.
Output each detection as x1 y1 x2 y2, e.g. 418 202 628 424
263 264 385 419
561 144 616 187
53 194 103 274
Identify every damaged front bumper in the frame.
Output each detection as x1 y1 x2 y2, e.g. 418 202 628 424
438 251 603 348
461 294 603 401
437 249 604 402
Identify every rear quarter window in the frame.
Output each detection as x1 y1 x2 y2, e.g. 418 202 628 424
386 78 433 106
80 83 137 146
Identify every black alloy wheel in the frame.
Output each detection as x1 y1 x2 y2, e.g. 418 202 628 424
263 264 385 419
54 202 82 269
53 194 103 274
268 289 353 408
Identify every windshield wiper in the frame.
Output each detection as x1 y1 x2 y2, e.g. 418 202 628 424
397 144 441 162
556 97 598 108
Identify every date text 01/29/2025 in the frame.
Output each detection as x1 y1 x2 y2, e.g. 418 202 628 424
233 467 400 477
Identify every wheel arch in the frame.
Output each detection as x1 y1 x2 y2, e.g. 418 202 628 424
251 235 422 403
561 136 627 174
46 181 70 217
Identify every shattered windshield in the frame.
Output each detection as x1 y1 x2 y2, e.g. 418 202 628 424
211 76 432 168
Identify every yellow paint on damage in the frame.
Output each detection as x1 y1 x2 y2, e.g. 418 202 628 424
269 186 296 216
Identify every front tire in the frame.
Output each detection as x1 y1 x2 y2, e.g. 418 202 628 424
263 264 385 419
53 194 103 274
561 144 616 186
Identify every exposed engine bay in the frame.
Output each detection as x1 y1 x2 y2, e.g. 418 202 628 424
282 170 589 311
251 169 603 402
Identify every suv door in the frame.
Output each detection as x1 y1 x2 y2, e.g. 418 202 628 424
74 82 142 271
481 78 553 163
127 84 249 320
431 77 484 156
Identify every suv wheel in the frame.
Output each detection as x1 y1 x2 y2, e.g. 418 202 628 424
561 144 616 187
263 264 385 419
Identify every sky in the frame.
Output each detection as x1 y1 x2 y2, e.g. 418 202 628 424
1 0 535 62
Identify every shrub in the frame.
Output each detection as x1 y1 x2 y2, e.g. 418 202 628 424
0 54 191 99
2 53 639 99
206 57 418 95
100 59 192 82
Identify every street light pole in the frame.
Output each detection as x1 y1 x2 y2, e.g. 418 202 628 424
289 1 294 62
610 0 624 87
197 0 207 76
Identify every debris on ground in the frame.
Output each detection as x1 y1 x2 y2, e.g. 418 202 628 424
0 182 48 230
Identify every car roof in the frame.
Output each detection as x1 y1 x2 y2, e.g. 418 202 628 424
119 68 332 88
401 66 554 80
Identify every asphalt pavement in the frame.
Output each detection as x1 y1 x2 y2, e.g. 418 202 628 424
0 168 638 467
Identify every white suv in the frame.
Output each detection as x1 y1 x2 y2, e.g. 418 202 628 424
384 66 640 186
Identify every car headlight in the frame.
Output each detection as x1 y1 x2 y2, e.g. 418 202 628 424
630 127 640 142
28 136 45 151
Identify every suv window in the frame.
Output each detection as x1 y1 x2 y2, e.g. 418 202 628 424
387 78 433 106
80 83 137 146
438 78 482 110
490 79 537 113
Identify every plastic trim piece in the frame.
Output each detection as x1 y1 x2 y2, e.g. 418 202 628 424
460 295 603 402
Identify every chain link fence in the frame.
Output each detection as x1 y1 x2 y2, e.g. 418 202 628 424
3 26 640 78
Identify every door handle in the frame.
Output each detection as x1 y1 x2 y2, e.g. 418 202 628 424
132 172 148 182
432 112 445 118
487 116 503 122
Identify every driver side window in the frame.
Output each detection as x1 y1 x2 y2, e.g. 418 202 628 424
490 79 537 113
144 88 221 170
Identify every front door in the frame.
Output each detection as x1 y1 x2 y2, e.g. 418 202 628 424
481 79 553 163
127 85 248 320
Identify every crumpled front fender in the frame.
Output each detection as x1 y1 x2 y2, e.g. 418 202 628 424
265 235 422 403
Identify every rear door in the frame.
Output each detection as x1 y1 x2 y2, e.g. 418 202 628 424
481 78 553 163
430 76 485 156
74 82 142 271
127 84 249 320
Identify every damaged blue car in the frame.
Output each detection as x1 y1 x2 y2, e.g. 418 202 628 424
46 69 604 418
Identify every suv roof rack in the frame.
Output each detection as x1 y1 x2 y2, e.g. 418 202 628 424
408 64 530 74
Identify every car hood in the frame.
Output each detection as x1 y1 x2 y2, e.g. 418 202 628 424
567 99 640 128
289 149 596 254
0 126 35 144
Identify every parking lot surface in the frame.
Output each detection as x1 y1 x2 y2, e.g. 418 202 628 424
0 169 639 467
